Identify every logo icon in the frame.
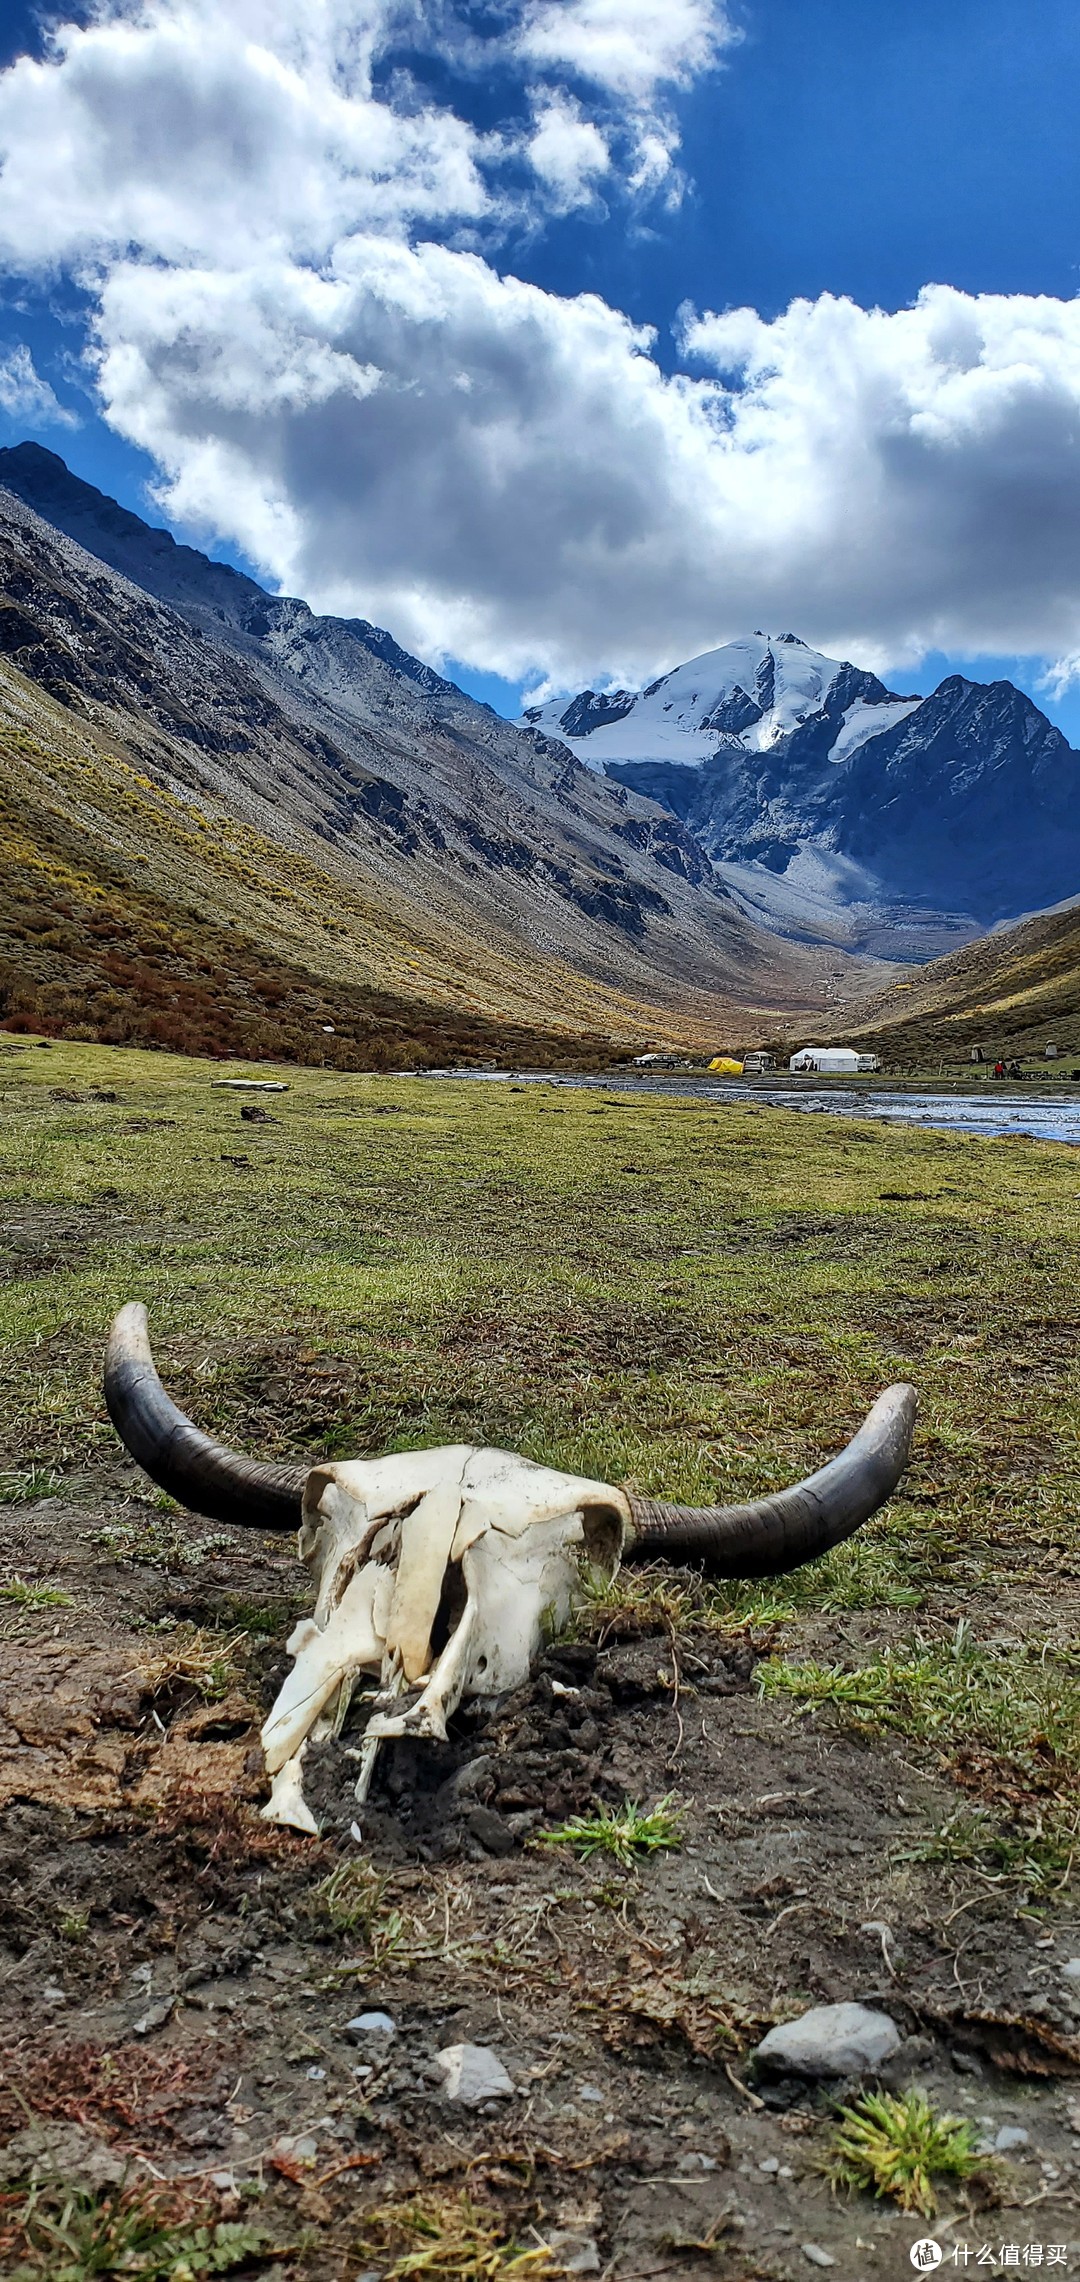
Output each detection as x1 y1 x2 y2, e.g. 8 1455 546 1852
909 2246 943 2274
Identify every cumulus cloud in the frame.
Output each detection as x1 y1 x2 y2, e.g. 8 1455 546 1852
0 344 77 426
2 5 1080 691
517 0 732 103
527 93 609 211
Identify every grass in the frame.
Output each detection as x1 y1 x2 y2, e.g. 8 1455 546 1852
1 1034 1079 1891
90 1517 236 1570
760 1624 1080 1891
0 1466 63 1505
577 1527 928 1638
0 1576 72 1609
353 2192 563 2282
537 1796 683 1865
314 1858 395 1939
133 1628 249 1701
0 2175 265 2280
827 2087 985 2218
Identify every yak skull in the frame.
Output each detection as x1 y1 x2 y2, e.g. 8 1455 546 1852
103 1303 917 1837
262 1444 626 1832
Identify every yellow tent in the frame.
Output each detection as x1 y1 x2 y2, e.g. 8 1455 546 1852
708 1056 744 1075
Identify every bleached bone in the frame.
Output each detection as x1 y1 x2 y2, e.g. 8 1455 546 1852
104 1305 917 1836
260 1444 626 1830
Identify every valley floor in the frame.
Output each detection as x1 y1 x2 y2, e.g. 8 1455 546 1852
2 1040 1080 2279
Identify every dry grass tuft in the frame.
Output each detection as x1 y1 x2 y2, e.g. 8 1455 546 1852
354 2192 565 2282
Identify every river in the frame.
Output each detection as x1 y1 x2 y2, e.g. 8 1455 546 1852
427 1069 1080 1146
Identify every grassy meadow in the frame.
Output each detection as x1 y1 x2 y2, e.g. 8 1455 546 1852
3 1034 1080 1862
2 1033 1076 1558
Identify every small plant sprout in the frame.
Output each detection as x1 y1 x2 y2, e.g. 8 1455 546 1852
0 1576 72 1609
828 2087 985 2218
538 1795 683 1865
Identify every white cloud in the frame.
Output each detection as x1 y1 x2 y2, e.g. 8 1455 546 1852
3 8 1080 694
0 1 487 271
517 0 732 103
517 0 733 200
527 93 609 210
0 344 76 425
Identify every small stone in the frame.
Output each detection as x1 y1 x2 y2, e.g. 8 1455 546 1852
271 2131 319 2165
579 2085 603 2103
454 1756 494 1800
801 2247 835 2269
307 2066 326 2080
0 2122 126 2189
754 2004 901 2080
951 2048 983 2076
676 2152 719 2173
40 1982 66 2007
758 2157 780 2174
435 2042 514 2105
132 1998 173 2037
995 2125 1030 2152
346 2012 396 2041
1063 1959 1080 1980
546 2233 600 2274
464 1805 515 1857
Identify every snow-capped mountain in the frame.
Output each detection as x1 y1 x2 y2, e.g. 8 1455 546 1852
525 633 921 773
523 634 1080 957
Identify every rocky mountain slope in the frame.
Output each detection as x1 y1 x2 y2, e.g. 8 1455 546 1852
525 632 1080 960
0 450 829 1062
837 896 1080 1064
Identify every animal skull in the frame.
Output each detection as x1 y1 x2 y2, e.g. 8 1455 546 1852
104 1304 917 1836
262 1444 626 1832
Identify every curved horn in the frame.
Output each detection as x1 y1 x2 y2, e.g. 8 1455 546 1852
105 1302 307 1530
621 1383 916 1575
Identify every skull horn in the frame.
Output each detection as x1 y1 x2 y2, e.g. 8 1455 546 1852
620 1382 916 1576
104 1302 306 1530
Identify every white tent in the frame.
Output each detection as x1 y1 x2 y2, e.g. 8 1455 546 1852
789 1046 877 1073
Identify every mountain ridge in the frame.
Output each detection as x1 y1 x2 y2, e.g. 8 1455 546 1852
524 632 1080 959
0 446 832 1060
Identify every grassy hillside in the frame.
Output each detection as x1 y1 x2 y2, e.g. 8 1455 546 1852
0 656 749 1068
839 898 1080 1065
0 482 828 1068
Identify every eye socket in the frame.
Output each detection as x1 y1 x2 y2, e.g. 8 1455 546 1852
475 1654 489 1674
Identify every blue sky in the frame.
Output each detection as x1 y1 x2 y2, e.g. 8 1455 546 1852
3 0 1080 735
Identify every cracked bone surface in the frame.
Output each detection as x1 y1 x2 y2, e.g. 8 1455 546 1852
261 1445 628 1835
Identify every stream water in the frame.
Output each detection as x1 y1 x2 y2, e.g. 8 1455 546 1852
430 1069 1080 1146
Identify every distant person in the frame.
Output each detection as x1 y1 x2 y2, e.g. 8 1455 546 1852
993 1060 1005 1079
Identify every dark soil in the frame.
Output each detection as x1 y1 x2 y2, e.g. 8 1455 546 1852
4 1491 1080 2280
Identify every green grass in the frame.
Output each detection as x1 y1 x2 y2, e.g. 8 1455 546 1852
827 2088 985 2218
2 2176 265 2280
0 1467 63 1505
760 1624 1080 1890
537 1796 683 1864
0 1576 72 1609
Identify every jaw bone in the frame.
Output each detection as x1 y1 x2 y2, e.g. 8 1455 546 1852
261 1445 628 1834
